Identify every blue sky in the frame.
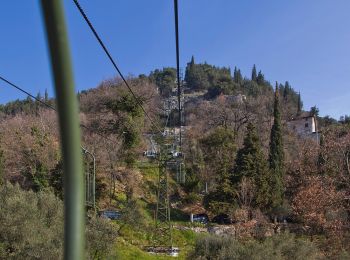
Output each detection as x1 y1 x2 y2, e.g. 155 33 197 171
1 0 349 118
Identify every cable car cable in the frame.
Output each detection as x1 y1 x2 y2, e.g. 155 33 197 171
0 76 56 111
72 0 162 135
174 0 182 149
0 75 120 145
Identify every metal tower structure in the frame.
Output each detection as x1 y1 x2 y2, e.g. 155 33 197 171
82 148 96 210
175 71 186 184
153 150 173 248
152 0 185 252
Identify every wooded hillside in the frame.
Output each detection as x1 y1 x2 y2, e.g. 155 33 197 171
1 59 349 259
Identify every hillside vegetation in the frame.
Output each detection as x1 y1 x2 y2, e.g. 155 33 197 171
0 58 349 259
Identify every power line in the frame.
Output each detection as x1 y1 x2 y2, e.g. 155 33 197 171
0 76 56 111
0 75 120 145
174 0 182 148
72 0 162 135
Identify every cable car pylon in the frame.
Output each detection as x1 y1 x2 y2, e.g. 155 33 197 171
151 1 184 256
152 147 173 250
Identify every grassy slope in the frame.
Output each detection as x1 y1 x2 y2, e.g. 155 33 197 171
113 161 198 259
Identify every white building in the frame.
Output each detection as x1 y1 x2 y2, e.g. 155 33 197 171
287 112 319 142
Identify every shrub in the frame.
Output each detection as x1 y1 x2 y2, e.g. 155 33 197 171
183 192 201 204
232 208 250 223
188 232 321 260
86 214 118 259
0 182 63 259
0 182 117 259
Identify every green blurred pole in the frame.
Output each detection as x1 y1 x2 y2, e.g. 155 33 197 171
40 1 85 259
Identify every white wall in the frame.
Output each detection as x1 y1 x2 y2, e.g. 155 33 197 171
288 116 316 136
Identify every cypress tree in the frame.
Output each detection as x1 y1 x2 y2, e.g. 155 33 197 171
251 64 257 81
285 81 290 88
44 88 49 102
297 92 302 115
233 123 270 208
0 148 4 185
268 83 284 208
317 133 326 172
233 66 238 83
283 84 288 100
190 55 195 66
233 67 243 84
237 69 243 84
184 56 196 89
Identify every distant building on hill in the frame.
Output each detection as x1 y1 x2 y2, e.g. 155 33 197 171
224 94 247 104
287 111 319 143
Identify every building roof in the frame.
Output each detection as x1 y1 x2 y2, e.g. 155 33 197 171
290 111 315 121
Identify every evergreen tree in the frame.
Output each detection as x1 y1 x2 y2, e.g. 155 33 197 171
21 157 49 192
284 81 291 89
201 127 235 188
233 66 238 82
201 127 236 213
317 133 326 172
297 92 302 115
184 56 195 87
256 70 265 85
189 55 195 67
285 81 291 93
0 148 4 185
49 160 64 198
268 83 284 208
36 92 42 101
251 64 257 82
35 92 42 115
149 67 177 97
185 57 232 91
237 69 243 84
283 85 288 101
233 67 243 84
233 123 270 208
44 89 49 102
310 106 319 117
234 123 260 181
